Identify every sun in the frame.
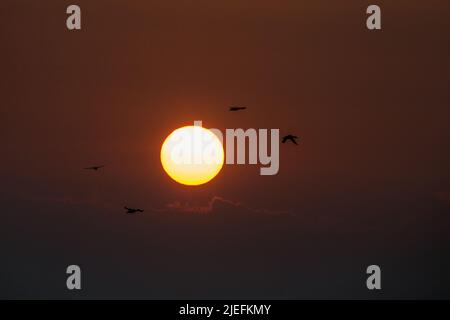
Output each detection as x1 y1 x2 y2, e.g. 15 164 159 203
161 126 224 186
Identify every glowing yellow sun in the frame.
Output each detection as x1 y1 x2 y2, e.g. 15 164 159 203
161 126 224 186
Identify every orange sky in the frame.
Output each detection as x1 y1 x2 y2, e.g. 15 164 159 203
1 0 450 298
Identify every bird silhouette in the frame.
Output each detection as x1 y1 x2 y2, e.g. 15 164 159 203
229 106 247 111
84 165 105 171
124 206 144 214
282 135 299 145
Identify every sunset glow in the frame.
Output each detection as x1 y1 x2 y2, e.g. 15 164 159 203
160 126 224 186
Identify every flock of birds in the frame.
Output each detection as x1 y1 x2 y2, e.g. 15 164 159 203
84 106 301 215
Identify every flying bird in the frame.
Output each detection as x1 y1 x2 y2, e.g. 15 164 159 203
124 206 144 214
84 165 105 171
229 106 247 111
282 135 299 145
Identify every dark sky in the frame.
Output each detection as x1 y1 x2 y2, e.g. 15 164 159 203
1 0 450 299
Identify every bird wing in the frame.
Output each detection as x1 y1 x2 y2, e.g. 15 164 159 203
84 165 104 170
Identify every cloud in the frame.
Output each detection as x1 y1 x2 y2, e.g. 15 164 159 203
164 196 238 214
29 193 293 217
156 195 292 216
